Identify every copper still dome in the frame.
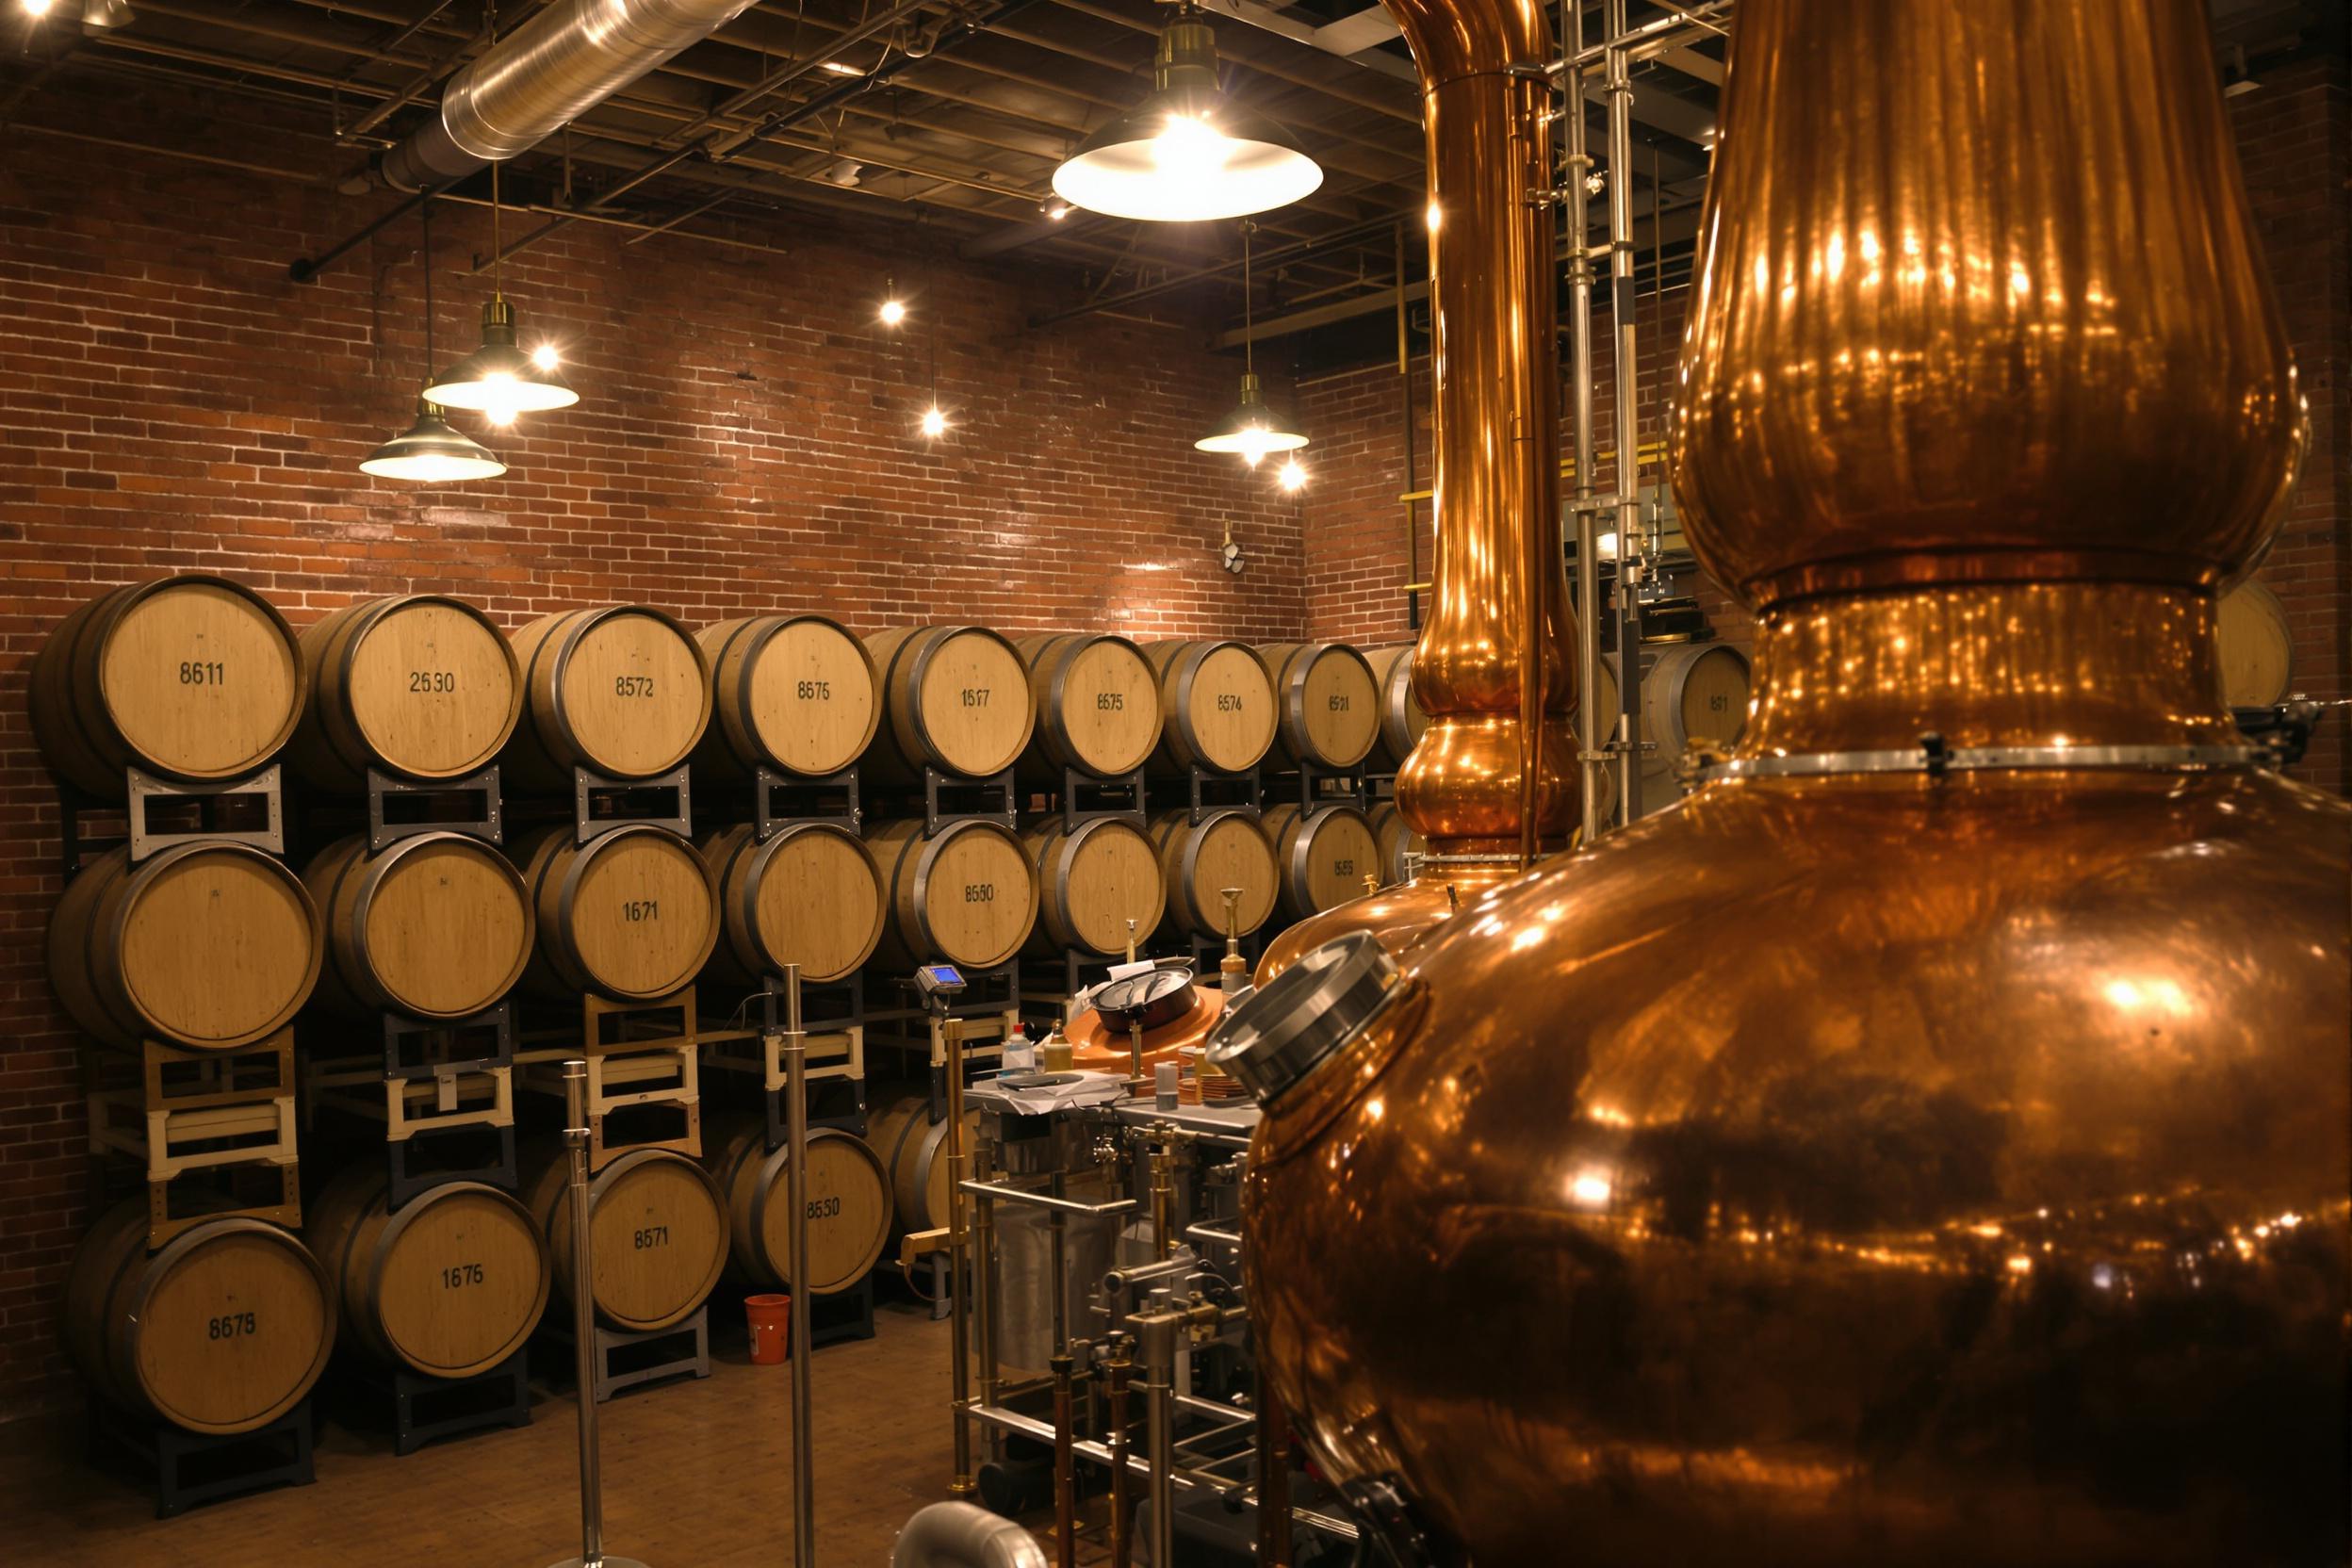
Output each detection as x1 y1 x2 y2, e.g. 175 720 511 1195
1220 2 2351 1563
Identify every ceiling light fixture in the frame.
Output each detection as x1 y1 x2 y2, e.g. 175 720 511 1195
1197 222 1307 466
1278 457 1307 493
821 59 862 75
363 198 506 483
1052 5 1322 222
879 281 906 327
79 0 130 30
918 258 947 439
422 148 577 418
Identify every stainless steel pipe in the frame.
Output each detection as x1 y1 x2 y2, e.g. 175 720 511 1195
943 1012 975 1496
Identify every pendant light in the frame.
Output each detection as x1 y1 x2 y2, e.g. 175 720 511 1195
1198 223 1307 466
363 198 506 484
1053 5 1323 222
422 154 577 421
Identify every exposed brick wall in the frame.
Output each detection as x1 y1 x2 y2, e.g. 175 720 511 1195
1301 53 2349 793
0 91 1309 1419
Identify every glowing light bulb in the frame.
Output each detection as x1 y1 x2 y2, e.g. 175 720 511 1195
1425 199 1443 234
1151 114 1233 200
821 59 861 75
1235 424 1274 468
24 0 53 15
879 298 906 327
1043 200 1070 222
1277 457 1307 493
920 405 947 438
480 372 521 427
531 344 561 371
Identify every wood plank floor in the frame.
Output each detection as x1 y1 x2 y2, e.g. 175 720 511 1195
3 1299 1003 1566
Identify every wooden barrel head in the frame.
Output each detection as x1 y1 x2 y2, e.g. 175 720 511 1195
1271 804 1380 917
910 821 1036 970
1036 818 1164 955
1644 645 1751 769
865 1093 977 1234
372 1184 547 1377
738 616 880 776
737 825 886 983
560 829 717 1000
338 597 518 778
1152 808 1277 937
912 628 1031 777
119 845 319 1048
569 1151 729 1331
1042 635 1162 776
1162 643 1276 773
751 1132 890 1295
135 1221 332 1434
352 836 533 1019
2217 580 2293 707
103 580 302 782
1265 644 1380 768
556 611 709 777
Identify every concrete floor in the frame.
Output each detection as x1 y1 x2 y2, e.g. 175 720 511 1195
3 1298 1020 1566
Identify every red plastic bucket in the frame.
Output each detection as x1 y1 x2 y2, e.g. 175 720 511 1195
746 1293 792 1364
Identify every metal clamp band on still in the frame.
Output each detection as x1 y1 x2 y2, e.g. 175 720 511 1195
1696 741 2266 784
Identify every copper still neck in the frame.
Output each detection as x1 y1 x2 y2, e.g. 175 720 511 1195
1386 0 1576 858
1672 0 2304 614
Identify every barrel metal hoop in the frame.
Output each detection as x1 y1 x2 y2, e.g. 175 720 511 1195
1696 743 2263 783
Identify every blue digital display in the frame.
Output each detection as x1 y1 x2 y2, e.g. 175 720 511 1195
923 965 964 985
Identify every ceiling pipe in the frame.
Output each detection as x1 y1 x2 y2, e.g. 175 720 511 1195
377 0 761 190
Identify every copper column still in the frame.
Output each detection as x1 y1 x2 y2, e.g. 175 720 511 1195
1251 0 1577 986
1220 3 2351 1563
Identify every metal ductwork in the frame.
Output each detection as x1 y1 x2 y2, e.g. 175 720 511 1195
379 0 761 190
890 1503 1051 1568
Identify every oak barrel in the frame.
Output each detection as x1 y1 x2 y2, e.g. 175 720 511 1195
863 625 1035 780
525 1145 729 1332
1146 808 1278 939
1013 632 1165 778
1022 816 1165 956
1142 640 1276 774
699 821 885 985
1641 644 1751 772
31 575 305 797
865 1089 979 1235
1363 644 1428 772
51 842 322 1051
308 1165 548 1379
288 594 521 788
868 817 1038 971
2217 580 2293 707
1366 801 1424 886
1256 643 1380 770
64 1199 334 1434
706 1119 890 1295
1264 803 1381 921
512 823 719 1001
695 613 880 780
302 831 534 1020
503 606 712 787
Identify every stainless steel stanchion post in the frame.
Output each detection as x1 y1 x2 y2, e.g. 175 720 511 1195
547 1058 650 1568
943 1009 976 1496
782 966 818 1568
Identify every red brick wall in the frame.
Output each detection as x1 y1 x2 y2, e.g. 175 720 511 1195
1301 54 2349 792
0 96 1308 1419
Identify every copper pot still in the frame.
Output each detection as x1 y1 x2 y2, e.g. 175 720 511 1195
1222 3 2351 1565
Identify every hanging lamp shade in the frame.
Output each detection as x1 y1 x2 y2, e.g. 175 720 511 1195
423 298 577 416
360 398 508 482
1053 14 1323 222
1196 372 1309 466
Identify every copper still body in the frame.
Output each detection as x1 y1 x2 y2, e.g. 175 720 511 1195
1253 0 1576 985
1230 3 2351 1563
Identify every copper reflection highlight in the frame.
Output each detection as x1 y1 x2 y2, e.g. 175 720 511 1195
1672 0 2305 610
1254 0 1575 985
1242 2 2350 1561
